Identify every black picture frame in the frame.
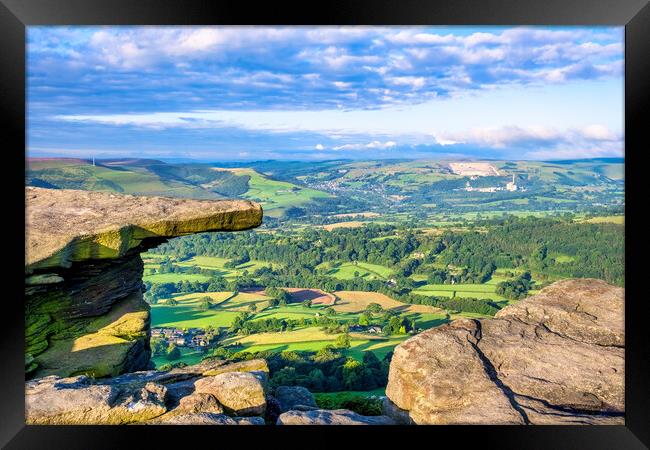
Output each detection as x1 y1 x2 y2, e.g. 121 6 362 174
1 0 647 448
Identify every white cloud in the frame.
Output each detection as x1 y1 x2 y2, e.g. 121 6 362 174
333 81 351 89
386 76 425 89
333 140 397 150
315 143 325 150
435 124 621 150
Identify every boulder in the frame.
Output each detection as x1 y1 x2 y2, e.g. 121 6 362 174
276 409 396 425
26 375 167 425
176 392 224 414
274 386 318 412
234 416 266 425
385 279 625 425
194 372 267 416
201 359 269 376
149 413 239 425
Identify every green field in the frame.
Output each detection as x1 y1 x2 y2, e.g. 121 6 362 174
143 273 212 284
152 347 205 368
579 215 624 225
27 162 220 199
413 281 506 301
319 261 393 280
222 327 409 361
174 255 277 278
238 169 332 217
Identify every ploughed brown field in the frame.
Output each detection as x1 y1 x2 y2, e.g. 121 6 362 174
333 291 442 315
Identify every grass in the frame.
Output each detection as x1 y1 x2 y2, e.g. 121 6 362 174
143 273 212 284
28 163 219 199
579 215 624 225
227 168 331 217
222 327 408 361
413 282 506 301
174 256 277 278
152 347 206 368
321 262 393 280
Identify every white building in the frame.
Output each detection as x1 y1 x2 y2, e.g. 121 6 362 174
506 174 518 191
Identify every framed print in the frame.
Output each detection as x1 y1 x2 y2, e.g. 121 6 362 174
1 0 648 448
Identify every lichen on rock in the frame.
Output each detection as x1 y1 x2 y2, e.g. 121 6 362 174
25 187 262 379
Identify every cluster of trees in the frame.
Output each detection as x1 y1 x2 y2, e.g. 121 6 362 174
227 310 347 336
426 217 624 285
146 216 623 316
496 272 533 300
425 264 496 285
207 347 391 393
224 250 250 268
151 259 217 276
152 339 181 360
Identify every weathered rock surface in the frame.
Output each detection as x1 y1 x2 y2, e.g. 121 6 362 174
194 372 267 416
176 392 224 414
26 359 271 425
25 186 263 270
26 375 167 425
385 279 625 425
276 409 396 425
274 386 318 412
25 187 262 379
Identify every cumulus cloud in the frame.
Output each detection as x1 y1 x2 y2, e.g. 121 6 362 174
28 25 623 112
434 125 622 156
333 140 397 150
28 26 624 160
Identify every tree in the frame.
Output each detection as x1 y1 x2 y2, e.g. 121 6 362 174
152 339 168 356
358 313 371 327
366 303 383 314
303 299 312 308
166 343 181 360
199 296 212 310
249 303 258 312
334 333 351 349
166 298 178 306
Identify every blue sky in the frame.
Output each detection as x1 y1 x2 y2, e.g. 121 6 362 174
27 26 624 161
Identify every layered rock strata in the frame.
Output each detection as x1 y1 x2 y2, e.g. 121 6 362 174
25 187 262 378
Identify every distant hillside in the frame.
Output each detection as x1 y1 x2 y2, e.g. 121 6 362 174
25 157 624 218
25 159 223 200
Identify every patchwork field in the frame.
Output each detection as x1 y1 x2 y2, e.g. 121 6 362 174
143 273 212 284
321 221 367 231
332 291 443 315
216 168 331 217
412 282 506 301
320 262 393 280
221 327 409 361
284 288 336 305
578 215 624 225
175 256 278 278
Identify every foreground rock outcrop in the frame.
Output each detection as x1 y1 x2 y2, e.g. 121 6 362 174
276 409 396 425
384 279 625 425
25 357 388 426
25 187 262 378
25 358 270 425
